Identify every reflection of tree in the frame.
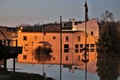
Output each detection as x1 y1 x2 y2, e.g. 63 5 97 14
34 46 52 61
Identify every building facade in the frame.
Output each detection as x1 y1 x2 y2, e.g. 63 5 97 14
17 31 97 65
17 19 99 66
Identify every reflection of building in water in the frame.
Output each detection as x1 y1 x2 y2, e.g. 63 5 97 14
17 19 99 67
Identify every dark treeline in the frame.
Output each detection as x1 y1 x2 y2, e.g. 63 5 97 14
17 22 60 32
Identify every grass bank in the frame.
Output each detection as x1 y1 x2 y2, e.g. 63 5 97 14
0 71 54 80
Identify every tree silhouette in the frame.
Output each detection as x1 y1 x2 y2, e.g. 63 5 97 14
96 22 120 80
101 10 114 22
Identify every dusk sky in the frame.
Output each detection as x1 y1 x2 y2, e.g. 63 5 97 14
0 0 120 27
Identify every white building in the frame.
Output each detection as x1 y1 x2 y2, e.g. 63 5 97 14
71 19 99 38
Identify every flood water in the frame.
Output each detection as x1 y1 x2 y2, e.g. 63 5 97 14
7 59 120 80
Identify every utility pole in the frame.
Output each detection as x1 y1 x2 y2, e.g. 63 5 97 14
60 16 62 80
84 0 89 80
81 0 89 80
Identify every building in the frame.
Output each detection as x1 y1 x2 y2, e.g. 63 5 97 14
17 19 99 67
70 19 99 38
0 26 22 69
0 26 17 39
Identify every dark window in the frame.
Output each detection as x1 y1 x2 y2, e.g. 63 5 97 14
24 44 28 51
91 31 94 36
85 44 89 48
53 57 55 60
23 55 27 60
64 44 69 48
64 49 69 53
66 36 69 42
90 48 94 52
66 55 68 61
64 44 69 53
80 44 83 48
80 49 83 53
23 36 27 41
53 36 56 39
75 44 78 48
75 49 78 53
77 36 81 41
90 44 95 47
75 44 78 53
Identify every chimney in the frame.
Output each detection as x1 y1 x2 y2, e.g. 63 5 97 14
69 18 75 26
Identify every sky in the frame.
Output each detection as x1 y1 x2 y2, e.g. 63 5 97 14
0 0 120 27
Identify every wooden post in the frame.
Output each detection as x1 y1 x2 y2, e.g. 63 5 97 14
13 40 17 72
3 40 7 71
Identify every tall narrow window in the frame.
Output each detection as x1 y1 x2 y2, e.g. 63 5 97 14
64 44 69 53
24 44 28 52
66 36 69 42
75 44 78 53
77 36 81 41
23 36 27 41
91 31 94 36
90 44 94 47
90 48 94 52
80 44 83 53
90 44 95 52
23 55 27 60
66 55 69 61
80 44 83 48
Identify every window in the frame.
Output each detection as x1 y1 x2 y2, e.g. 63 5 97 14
80 49 83 53
75 44 78 53
80 44 83 48
64 44 69 53
90 44 95 52
53 36 56 39
23 36 27 41
66 55 68 61
90 48 94 52
90 44 95 47
23 55 27 60
77 36 81 41
24 44 28 52
66 36 69 42
85 44 89 48
75 44 78 48
91 31 94 36
53 57 55 60
80 44 84 53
